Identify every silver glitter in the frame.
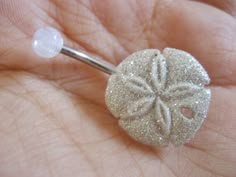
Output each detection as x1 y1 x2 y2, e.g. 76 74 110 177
105 48 211 147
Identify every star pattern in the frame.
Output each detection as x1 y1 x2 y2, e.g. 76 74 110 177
120 54 202 136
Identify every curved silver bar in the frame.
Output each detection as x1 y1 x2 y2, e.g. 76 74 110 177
61 46 117 75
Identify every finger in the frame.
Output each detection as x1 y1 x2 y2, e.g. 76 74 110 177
90 0 236 86
192 0 236 17
148 0 236 86
0 0 110 106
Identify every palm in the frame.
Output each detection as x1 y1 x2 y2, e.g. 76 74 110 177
0 0 235 176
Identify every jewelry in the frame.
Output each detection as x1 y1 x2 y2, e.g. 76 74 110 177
32 27 211 147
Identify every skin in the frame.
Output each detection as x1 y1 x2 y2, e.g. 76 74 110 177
0 0 235 176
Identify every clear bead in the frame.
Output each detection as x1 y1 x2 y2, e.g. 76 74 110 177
32 27 64 58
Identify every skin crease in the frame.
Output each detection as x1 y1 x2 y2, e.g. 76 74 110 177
0 0 235 176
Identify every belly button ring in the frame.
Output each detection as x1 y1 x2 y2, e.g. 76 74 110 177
32 26 211 147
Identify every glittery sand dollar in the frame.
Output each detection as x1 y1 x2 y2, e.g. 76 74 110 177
105 48 211 147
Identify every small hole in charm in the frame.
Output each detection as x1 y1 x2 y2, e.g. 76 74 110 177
181 107 194 119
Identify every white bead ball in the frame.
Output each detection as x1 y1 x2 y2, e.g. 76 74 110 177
32 27 64 58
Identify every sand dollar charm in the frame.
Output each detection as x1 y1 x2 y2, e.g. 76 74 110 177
32 28 211 147
105 48 211 147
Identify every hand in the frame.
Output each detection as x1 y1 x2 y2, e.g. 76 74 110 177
0 0 235 176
